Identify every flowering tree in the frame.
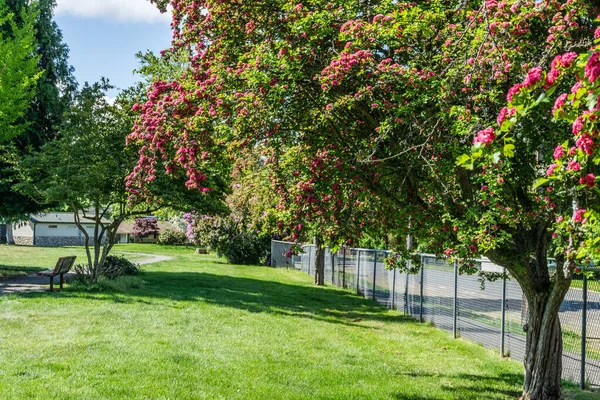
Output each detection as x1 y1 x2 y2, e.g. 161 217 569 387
132 217 160 240
133 0 599 397
460 27 600 398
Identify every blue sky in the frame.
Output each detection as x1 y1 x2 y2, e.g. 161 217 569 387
55 0 173 97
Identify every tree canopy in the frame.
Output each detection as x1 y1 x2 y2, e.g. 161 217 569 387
0 0 41 143
0 0 76 220
132 0 599 397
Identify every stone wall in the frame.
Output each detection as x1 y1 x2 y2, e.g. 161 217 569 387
36 236 107 247
35 236 82 247
12 235 107 247
13 236 33 246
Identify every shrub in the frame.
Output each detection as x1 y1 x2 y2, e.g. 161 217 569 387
70 275 144 293
185 213 270 265
101 255 140 278
158 229 188 245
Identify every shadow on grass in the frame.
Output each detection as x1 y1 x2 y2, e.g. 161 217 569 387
393 372 522 399
17 268 411 329
0 264 45 279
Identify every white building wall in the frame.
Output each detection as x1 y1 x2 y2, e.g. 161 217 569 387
36 223 98 238
13 221 33 237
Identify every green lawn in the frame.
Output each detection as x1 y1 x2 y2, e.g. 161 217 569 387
0 245 597 399
0 244 162 278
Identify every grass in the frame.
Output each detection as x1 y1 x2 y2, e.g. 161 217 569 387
0 245 597 399
0 244 158 278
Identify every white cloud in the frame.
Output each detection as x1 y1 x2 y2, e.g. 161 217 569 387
56 0 171 23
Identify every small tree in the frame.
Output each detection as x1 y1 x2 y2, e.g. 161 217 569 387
19 80 226 280
132 217 160 242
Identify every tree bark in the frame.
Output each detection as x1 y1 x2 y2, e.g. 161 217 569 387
6 223 13 244
314 236 325 286
487 231 571 400
521 289 564 400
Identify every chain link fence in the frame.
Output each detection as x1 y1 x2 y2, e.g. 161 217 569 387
271 240 600 390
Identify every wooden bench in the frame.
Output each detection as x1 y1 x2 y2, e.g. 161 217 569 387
36 256 77 291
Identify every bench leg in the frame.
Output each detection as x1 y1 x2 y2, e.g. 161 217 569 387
50 276 54 292
60 274 64 290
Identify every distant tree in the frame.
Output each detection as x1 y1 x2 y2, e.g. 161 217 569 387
0 0 76 222
133 217 160 241
0 0 40 143
18 80 227 280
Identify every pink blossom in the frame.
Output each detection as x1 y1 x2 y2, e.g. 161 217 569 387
571 81 584 94
132 103 141 112
523 66 542 88
553 145 565 160
547 163 558 176
507 83 523 102
473 127 496 146
572 117 584 135
553 93 568 114
556 215 564 223
560 52 578 69
595 28 600 40
574 209 587 223
576 133 594 155
579 173 596 188
567 160 581 172
545 67 561 88
585 52 600 83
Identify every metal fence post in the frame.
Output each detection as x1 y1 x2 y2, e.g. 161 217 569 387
453 260 458 338
419 256 424 323
372 251 377 301
331 251 335 285
404 261 410 316
581 273 588 390
501 268 507 356
270 240 275 267
307 246 312 276
391 267 396 310
342 249 346 289
356 250 361 294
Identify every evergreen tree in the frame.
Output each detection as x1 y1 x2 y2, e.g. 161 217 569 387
0 0 76 220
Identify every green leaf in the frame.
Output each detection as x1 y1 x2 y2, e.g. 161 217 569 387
533 178 549 189
456 154 471 166
545 85 558 98
503 144 515 158
533 92 546 106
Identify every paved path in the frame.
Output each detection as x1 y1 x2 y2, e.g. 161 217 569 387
0 253 173 295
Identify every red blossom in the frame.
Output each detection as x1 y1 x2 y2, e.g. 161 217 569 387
553 145 565 160
574 209 587 223
579 173 596 188
473 127 496 146
567 160 581 172
576 133 595 155
585 52 600 83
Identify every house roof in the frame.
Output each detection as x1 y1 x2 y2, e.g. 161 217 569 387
30 212 111 225
116 220 178 235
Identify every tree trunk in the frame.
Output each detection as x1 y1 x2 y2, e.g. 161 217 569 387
6 223 14 244
521 290 564 400
314 236 325 286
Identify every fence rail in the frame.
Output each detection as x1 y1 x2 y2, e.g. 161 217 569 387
271 240 600 390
